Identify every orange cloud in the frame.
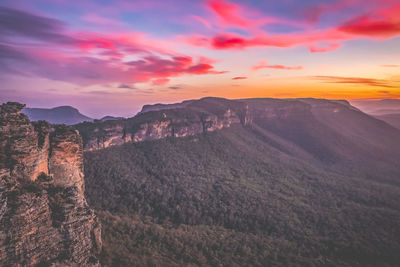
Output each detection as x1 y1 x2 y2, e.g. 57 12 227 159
313 76 396 88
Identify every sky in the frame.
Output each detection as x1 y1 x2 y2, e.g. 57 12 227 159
0 0 399 117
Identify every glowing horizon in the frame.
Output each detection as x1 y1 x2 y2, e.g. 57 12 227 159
0 0 399 117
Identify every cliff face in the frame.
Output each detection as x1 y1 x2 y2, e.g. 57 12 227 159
74 97 368 153
0 102 101 266
76 97 252 151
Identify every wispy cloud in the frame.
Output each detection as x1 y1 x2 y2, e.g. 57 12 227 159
252 61 303 71
118 84 136 89
0 6 75 44
187 0 400 52
313 76 397 88
0 7 226 87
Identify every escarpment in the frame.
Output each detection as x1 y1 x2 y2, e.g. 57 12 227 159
0 102 101 266
76 97 252 151
75 97 371 155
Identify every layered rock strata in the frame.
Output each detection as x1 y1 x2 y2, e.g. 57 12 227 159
0 102 101 266
76 97 252 151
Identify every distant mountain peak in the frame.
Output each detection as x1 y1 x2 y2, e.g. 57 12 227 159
51 105 78 111
22 105 93 125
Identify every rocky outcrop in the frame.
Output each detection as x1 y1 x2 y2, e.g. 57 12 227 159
76 97 252 151
49 125 86 193
0 102 101 266
76 120 131 151
138 100 194 114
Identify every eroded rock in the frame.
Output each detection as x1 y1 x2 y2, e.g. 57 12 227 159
0 102 101 266
76 97 252 151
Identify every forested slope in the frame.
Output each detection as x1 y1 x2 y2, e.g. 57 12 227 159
83 98 400 266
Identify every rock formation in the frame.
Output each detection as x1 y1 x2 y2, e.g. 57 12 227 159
0 102 101 266
76 97 252 151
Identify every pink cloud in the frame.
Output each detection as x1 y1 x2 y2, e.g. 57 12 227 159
186 63 226 74
187 29 350 50
309 43 342 53
208 0 253 28
338 15 400 37
16 49 226 86
206 0 277 29
185 0 400 53
0 7 226 87
152 78 170 85
335 1 400 38
232 76 247 80
125 55 226 83
252 61 303 71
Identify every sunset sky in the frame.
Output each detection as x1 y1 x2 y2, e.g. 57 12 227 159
0 0 400 117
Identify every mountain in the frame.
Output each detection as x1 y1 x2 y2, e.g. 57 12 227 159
77 97 400 266
22 106 93 125
0 102 101 266
351 99 400 115
374 113 400 129
75 97 250 151
139 100 195 114
351 99 400 129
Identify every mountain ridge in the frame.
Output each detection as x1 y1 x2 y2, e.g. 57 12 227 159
351 99 400 128
75 97 252 151
75 97 400 154
81 97 400 266
2 98 400 266
22 106 93 125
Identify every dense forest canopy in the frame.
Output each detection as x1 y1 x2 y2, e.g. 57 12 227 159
83 98 400 266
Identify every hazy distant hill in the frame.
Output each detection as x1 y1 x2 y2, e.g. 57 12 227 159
22 106 93 125
81 97 400 266
374 113 400 129
351 99 400 129
351 99 400 115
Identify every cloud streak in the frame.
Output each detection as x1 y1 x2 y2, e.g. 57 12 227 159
118 84 136 89
0 7 76 44
0 6 226 86
186 0 400 52
313 76 397 88
252 61 303 71
206 0 277 29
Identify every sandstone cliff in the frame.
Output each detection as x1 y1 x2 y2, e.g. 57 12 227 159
0 102 101 266
76 97 252 151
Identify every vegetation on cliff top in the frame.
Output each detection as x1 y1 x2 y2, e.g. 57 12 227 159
84 115 400 266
